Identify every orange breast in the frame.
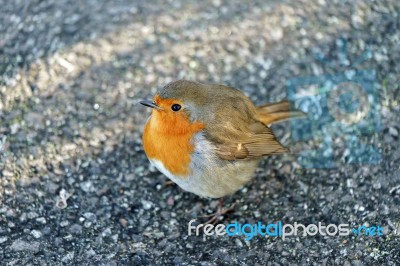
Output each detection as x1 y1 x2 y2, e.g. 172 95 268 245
142 109 205 177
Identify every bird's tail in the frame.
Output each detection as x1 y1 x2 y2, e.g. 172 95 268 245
256 99 306 125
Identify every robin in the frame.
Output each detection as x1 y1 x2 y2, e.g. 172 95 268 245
140 80 304 223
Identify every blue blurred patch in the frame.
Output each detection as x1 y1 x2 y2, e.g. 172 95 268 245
287 66 381 168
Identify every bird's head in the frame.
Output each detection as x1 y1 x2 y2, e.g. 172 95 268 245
140 80 208 134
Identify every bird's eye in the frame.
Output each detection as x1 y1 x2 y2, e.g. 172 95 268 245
171 104 181 111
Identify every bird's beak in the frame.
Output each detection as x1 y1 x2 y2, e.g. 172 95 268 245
139 100 163 110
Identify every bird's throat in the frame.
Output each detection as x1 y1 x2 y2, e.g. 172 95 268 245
143 113 204 177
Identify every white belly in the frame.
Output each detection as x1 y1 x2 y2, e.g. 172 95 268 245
149 133 259 198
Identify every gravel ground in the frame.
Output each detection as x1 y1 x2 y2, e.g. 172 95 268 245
1 0 400 265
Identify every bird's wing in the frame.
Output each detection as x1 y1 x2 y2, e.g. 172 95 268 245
204 99 288 160
212 122 288 160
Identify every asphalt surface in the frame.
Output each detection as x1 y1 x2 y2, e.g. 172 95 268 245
0 0 399 265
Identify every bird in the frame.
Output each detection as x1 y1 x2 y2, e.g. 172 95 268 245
140 80 304 223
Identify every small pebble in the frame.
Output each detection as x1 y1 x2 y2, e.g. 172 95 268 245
389 127 398 137
31 230 42 239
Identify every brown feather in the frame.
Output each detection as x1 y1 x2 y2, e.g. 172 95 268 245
214 122 288 160
257 100 306 125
